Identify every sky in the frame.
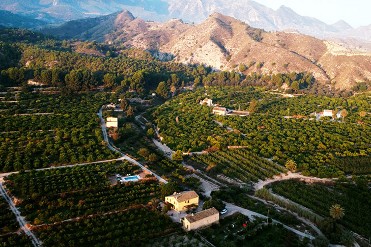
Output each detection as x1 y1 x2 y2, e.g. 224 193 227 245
255 0 370 27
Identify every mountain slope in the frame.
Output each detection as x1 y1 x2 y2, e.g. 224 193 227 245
1 0 369 42
45 11 370 90
0 10 47 29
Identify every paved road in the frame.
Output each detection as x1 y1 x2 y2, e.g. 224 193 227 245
224 203 315 240
0 183 42 246
98 107 167 184
195 171 315 240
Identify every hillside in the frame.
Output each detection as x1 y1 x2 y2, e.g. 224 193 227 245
163 13 370 89
43 11 371 90
1 0 371 42
0 10 47 29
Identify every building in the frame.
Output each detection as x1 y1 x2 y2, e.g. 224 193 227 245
323 110 333 117
106 117 118 128
200 98 213 107
182 207 219 231
165 191 199 211
212 107 228 116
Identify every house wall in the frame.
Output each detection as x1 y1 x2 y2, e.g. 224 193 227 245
213 110 226 116
183 214 219 231
106 121 118 128
165 196 199 211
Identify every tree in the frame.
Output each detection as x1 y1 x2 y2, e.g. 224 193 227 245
172 150 183 161
147 128 155 137
137 148 150 159
126 106 134 118
359 111 367 118
285 159 297 172
248 99 258 113
340 109 348 121
203 199 225 211
103 73 116 89
156 81 169 99
120 97 129 111
291 81 300 91
160 182 180 198
148 153 158 162
330 204 344 221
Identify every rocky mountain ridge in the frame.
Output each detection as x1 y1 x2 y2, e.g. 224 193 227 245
0 0 370 43
43 10 371 90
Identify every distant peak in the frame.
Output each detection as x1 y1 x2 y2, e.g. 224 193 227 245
118 10 135 20
114 10 135 27
331 20 353 30
277 5 296 13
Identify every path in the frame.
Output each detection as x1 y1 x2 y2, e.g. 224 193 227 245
0 157 126 183
98 107 167 184
195 171 315 240
0 183 42 246
224 203 315 240
254 171 333 191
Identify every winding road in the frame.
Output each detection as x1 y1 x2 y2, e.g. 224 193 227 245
98 107 167 184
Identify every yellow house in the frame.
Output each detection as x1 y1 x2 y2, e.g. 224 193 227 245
182 207 219 231
106 117 118 128
165 191 199 211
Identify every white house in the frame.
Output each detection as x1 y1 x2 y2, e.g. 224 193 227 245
182 207 219 231
200 98 213 107
106 117 118 128
212 107 228 116
323 110 333 117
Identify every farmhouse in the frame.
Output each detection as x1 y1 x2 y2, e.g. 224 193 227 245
182 207 219 231
200 98 213 107
106 117 118 128
323 110 333 117
165 191 199 211
212 107 228 116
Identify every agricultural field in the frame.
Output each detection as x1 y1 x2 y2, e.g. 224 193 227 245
268 179 371 238
189 149 286 182
0 233 33 247
146 233 207 247
0 92 117 172
151 87 371 177
33 206 178 247
0 197 19 235
4 161 161 225
200 213 306 247
0 193 33 246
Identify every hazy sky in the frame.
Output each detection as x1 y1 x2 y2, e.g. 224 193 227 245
256 0 370 27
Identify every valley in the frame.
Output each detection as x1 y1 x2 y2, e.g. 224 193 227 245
0 4 370 246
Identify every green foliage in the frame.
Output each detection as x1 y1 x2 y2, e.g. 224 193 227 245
6 162 160 224
34 207 177 246
0 197 19 234
0 92 117 172
172 150 183 161
269 180 371 237
0 233 33 247
202 198 225 211
190 149 286 182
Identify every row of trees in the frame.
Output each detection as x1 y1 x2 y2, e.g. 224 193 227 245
269 180 371 238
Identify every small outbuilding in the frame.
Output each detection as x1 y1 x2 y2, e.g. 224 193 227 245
182 207 219 231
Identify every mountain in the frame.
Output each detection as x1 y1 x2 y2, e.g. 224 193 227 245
44 11 371 90
0 10 47 29
1 0 370 42
0 0 169 23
